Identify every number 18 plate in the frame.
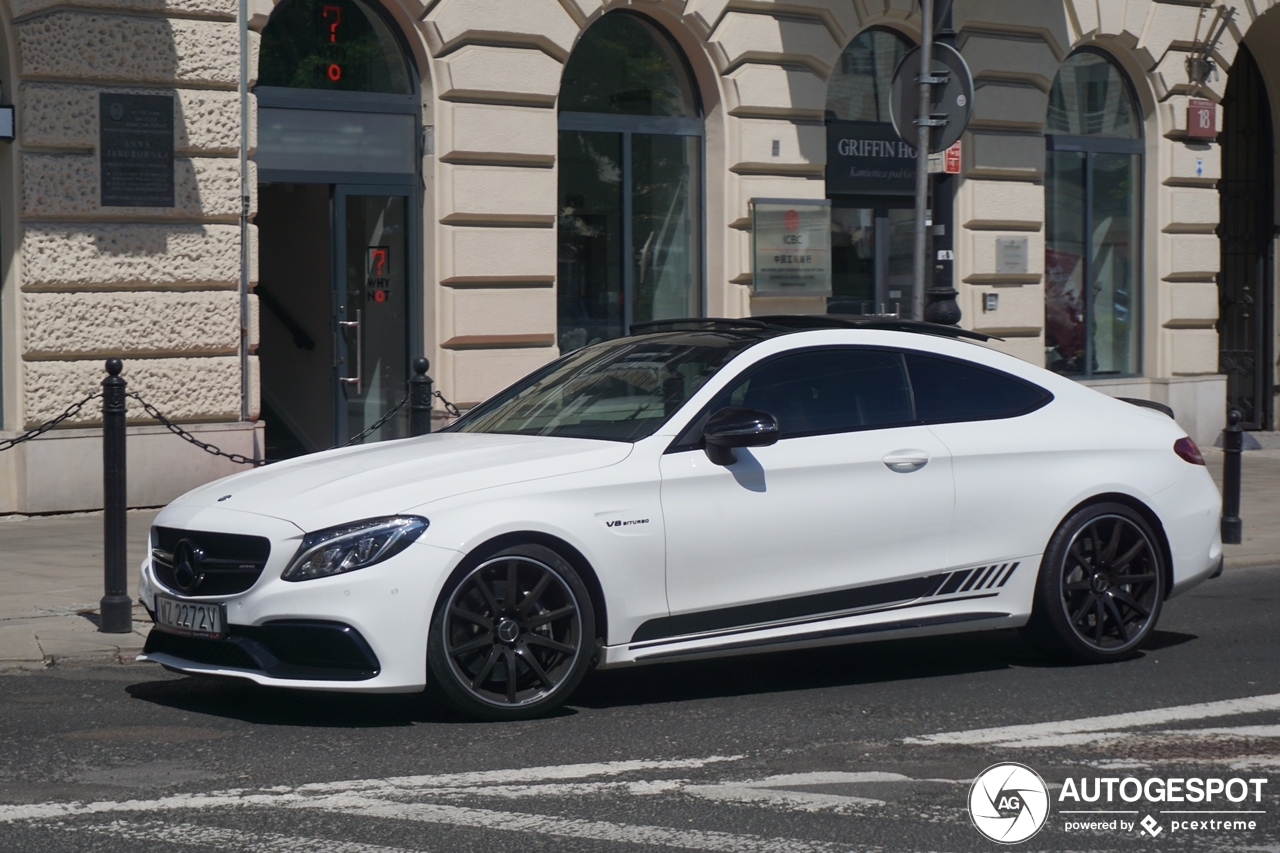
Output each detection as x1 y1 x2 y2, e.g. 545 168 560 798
154 594 225 639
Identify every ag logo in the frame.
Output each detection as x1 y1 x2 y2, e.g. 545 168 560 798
968 762 1050 844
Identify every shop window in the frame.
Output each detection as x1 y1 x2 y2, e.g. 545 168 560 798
825 28 914 317
1045 51 1143 377
557 13 703 352
259 0 412 94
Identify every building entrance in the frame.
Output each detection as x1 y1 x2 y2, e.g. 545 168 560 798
254 0 419 456
829 202 914 317
1219 43 1275 431
257 185 412 455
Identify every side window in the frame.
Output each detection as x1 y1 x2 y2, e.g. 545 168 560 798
904 352 1051 423
697 348 914 440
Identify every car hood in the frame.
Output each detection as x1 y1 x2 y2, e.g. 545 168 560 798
167 432 633 532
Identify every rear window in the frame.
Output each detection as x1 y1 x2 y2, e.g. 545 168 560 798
904 352 1051 423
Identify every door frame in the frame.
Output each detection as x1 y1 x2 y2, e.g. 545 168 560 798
828 196 915 316
332 183 421 445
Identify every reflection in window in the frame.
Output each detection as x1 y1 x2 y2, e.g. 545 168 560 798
557 13 702 353
1045 51 1142 377
1047 52 1140 138
259 0 412 94
559 14 697 117
826 29 912 122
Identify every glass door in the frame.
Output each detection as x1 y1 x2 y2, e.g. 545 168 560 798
334 186 411 444
829 203 915 317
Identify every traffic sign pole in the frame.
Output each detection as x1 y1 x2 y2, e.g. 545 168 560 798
913 0 933 320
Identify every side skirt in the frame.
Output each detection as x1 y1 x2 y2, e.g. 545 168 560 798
631 611 1013 663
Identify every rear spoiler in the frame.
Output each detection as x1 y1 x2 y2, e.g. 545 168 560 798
1118 397 1174 419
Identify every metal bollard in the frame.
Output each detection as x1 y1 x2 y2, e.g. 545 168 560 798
100 358 132 633
1221 408 1243 545
409 357 433 437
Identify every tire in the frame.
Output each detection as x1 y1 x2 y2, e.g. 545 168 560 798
1024 502 1166 664
427 544 596 721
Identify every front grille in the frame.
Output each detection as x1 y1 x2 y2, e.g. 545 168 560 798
144 629 263 671
152 527 271 596
143 621 380 681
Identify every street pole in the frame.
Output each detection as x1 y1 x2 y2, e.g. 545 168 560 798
912 0 934 321
924 2 961 325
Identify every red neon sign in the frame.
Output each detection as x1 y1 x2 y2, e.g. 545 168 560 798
321 4 341 42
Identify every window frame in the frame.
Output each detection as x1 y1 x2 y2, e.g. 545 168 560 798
666 345 1054 452
1044 47 1145 379
557 11 707 342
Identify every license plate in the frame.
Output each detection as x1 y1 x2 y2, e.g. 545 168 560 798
154 594 225 639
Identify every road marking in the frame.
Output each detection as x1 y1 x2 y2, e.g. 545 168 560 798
60 819 426 853
904 693 1280 746
0 756 743 823
296 793 853 853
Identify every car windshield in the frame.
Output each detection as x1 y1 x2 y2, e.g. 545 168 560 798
445 333 760 442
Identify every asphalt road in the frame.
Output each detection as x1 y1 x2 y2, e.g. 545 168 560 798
0 563 1277 853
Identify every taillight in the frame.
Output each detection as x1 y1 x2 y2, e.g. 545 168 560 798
1174 437 1205 465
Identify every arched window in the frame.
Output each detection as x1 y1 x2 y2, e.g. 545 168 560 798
557 13 703 352
1045 51 1143 377
826 28 911 123
259 0 412 94
824 28 913 316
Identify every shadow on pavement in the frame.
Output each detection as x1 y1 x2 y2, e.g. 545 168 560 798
123 627 1199 725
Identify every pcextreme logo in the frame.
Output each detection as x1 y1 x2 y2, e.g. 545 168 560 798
968 763 1051 844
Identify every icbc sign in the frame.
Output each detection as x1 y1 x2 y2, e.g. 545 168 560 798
1188 98 1217 139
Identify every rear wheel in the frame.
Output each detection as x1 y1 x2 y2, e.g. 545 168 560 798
427 544 595 721
1024 502 1165 663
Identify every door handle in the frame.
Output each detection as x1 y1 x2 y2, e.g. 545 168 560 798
339 308 362 395
883 449 929 472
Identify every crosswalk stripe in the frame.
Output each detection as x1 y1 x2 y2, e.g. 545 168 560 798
57 820 426 853
903 693 1280 746
297 792 853 853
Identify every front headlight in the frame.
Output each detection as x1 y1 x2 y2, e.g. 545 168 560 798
282 516 429 582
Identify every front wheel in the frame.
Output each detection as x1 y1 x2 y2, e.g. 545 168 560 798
427 544 595 721
1024 502 1166 663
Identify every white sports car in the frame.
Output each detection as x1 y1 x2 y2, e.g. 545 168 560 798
138 317 1223 720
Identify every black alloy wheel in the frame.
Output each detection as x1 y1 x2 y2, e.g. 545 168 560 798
427 544 595 721
1025 502 1165 663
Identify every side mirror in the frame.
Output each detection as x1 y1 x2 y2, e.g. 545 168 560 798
702 407 780 466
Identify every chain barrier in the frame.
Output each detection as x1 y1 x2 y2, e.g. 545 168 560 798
336 393 410 449
128 392 267 467
1 383 465 459
433 389 463 419
0 392 103 453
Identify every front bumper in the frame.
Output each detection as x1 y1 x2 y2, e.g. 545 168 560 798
136 507 462 693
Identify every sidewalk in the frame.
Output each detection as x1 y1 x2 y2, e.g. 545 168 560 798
1 448 1277 669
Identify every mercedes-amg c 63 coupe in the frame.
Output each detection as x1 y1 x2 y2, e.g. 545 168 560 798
138 316 1223 720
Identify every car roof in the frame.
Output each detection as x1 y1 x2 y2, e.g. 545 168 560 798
628 315 994 344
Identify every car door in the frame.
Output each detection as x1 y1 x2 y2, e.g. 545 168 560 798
902 351 1056 569
654 347 955 640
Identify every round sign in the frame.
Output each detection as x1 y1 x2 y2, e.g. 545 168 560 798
888 42 974 154
967 762 1050 844
783 209 800 232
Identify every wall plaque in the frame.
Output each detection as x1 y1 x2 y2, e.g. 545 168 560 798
826 120 917 196
100 93 174 207
996 236 1029 274
751 198 832 297
1187 98 1217 140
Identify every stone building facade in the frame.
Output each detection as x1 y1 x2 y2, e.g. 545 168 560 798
0 0 1277 512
